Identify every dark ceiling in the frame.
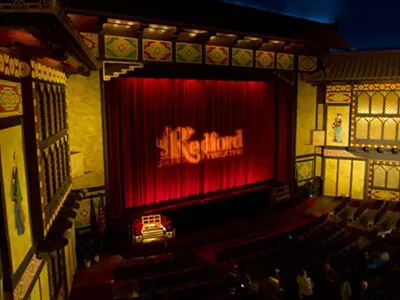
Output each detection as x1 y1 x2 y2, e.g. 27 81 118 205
223 0 400 51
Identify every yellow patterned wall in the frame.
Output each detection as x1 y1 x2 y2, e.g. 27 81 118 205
352 160 366 199
30 276 41 300
64 224 77 294
315 155 322 177
0 125 33 273
28 262 50 300
296 77 317 156
40 262 51 300
323 158 366 199
324 158 338 196
67 71 105 189
317 104 324 130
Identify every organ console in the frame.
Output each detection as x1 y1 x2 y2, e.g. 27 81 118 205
133 214 175 243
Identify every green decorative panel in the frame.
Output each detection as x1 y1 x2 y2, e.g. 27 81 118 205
296 160 314 181
104 35 138 60
232 48 253 67
176 43 202 64
277 53 294 70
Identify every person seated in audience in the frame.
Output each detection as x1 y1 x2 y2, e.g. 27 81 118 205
296 270 314 299
229 264 241 279
366 247 390 269
340 278 352 300
350 279 368 300
244 273 258 295
323 263 337 282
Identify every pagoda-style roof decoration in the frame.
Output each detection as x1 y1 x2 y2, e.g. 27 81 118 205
65 0 351 50
0 0 99 72
305 51 400 83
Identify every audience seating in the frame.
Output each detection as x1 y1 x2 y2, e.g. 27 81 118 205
115 203 400 300
113 252 234 299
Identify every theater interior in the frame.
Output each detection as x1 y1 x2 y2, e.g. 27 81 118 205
0 1 399 300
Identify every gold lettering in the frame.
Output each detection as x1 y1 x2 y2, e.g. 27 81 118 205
157 127 244 167
232 129 243 149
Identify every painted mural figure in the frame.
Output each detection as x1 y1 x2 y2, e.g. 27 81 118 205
332 113 343 143
10 152 25 235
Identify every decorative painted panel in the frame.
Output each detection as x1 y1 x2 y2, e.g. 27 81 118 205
276 53 294 70
13 257 42 299
327 85 352 92
80 33 99 57
255 51 274 69
0 125 34 273
75 193 105 228
104 35 138 60
0 53 30 78
231 48 253 67
296 160 314 181
298 56 317 72
323 149 362 159
0 79 22 118
142 39 172 62
205 45 229 66
326 105 350 147
371 189 399 201
326 92 351 103
175 43 202 64
99 36 318 72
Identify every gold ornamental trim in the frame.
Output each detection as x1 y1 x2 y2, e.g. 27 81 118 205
102 61 144 81
0 52 31 78
31 61 67 85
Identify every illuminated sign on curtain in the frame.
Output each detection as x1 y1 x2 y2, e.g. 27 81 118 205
156 127 243 167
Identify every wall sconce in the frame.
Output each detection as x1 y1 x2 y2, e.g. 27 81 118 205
392 148 399 155
363 147 369 153
377 147 384 154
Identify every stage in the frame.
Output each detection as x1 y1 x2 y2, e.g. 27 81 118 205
104 76 296 219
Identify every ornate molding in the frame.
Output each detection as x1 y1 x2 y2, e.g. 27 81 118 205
31 60 67 85
102 61 144 81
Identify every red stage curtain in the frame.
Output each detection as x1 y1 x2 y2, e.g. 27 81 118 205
105 78 276 214
276 79 297 183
